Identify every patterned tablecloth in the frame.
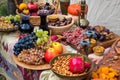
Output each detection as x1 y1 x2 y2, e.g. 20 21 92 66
0 31 111 80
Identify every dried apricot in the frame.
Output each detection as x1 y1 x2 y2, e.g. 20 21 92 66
92 72 98 79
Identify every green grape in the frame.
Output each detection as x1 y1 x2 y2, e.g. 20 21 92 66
36 38 42 45
40 38 44 42
35 32 41 38
35 29 43 37
9 15 14 20
43 37 48 42
5 16 10 21
38 29 44 34
14 17 17 22
36 29 49 46
43 31 48 35
42 34 48 37
15 15 21 21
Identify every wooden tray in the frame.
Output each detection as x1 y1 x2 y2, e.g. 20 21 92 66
68 33 119 54
97 34 119 48
12 55 51 70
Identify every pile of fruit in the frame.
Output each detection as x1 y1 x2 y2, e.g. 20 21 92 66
52 55 91 76
92 67 119 80
62 27 87 49
13 32 37 56
48 15 72 27
0 15 20 29
62 25 115 52
35 29 49 50
86 25 115 41
13 29 63 65
18 2 55 16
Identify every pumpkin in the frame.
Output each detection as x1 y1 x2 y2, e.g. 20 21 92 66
68 3 88 16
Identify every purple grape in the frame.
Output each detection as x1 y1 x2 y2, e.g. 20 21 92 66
104 28 110 34
95 31 101 39
99 34 106 41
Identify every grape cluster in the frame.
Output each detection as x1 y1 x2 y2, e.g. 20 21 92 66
5 15 20 26
13 32 37 56
62 27 87 48
35 29 49 45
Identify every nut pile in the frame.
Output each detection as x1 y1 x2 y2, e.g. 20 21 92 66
52 55 87 76
18 48 45 65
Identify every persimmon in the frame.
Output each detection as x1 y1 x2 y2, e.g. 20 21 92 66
19 3 28 11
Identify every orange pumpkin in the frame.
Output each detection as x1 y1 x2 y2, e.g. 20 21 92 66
68 3 88 16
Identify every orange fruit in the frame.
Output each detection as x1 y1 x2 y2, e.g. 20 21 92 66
19 3 28 11
23 9 29 15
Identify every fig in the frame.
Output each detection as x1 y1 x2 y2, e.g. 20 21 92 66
104 28 110 34
99 34 106 41
95 31 101 39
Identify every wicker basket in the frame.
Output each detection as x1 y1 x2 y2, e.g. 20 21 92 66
14 0 59 26
48 14 74 35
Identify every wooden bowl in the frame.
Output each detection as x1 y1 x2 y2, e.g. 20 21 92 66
50 53 94 80
48 14 74 35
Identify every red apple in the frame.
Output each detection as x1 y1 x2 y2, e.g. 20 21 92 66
50 35 58 41
69 57 85 74
44 48 59 63
52 42 63 54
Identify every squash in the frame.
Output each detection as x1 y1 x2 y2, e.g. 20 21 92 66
68 3 88 16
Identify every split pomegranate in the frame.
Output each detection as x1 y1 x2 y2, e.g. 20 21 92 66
69 57 85 74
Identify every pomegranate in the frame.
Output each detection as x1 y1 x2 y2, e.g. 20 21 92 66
84 61 91 69
28 1 38 16
69 57 85 74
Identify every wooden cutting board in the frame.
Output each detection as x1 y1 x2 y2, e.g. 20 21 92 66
12 55 51 70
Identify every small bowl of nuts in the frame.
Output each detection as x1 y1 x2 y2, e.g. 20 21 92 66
50 53 94 80
47 14 74 35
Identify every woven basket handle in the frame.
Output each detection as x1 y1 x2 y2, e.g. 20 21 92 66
52 0 59 13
